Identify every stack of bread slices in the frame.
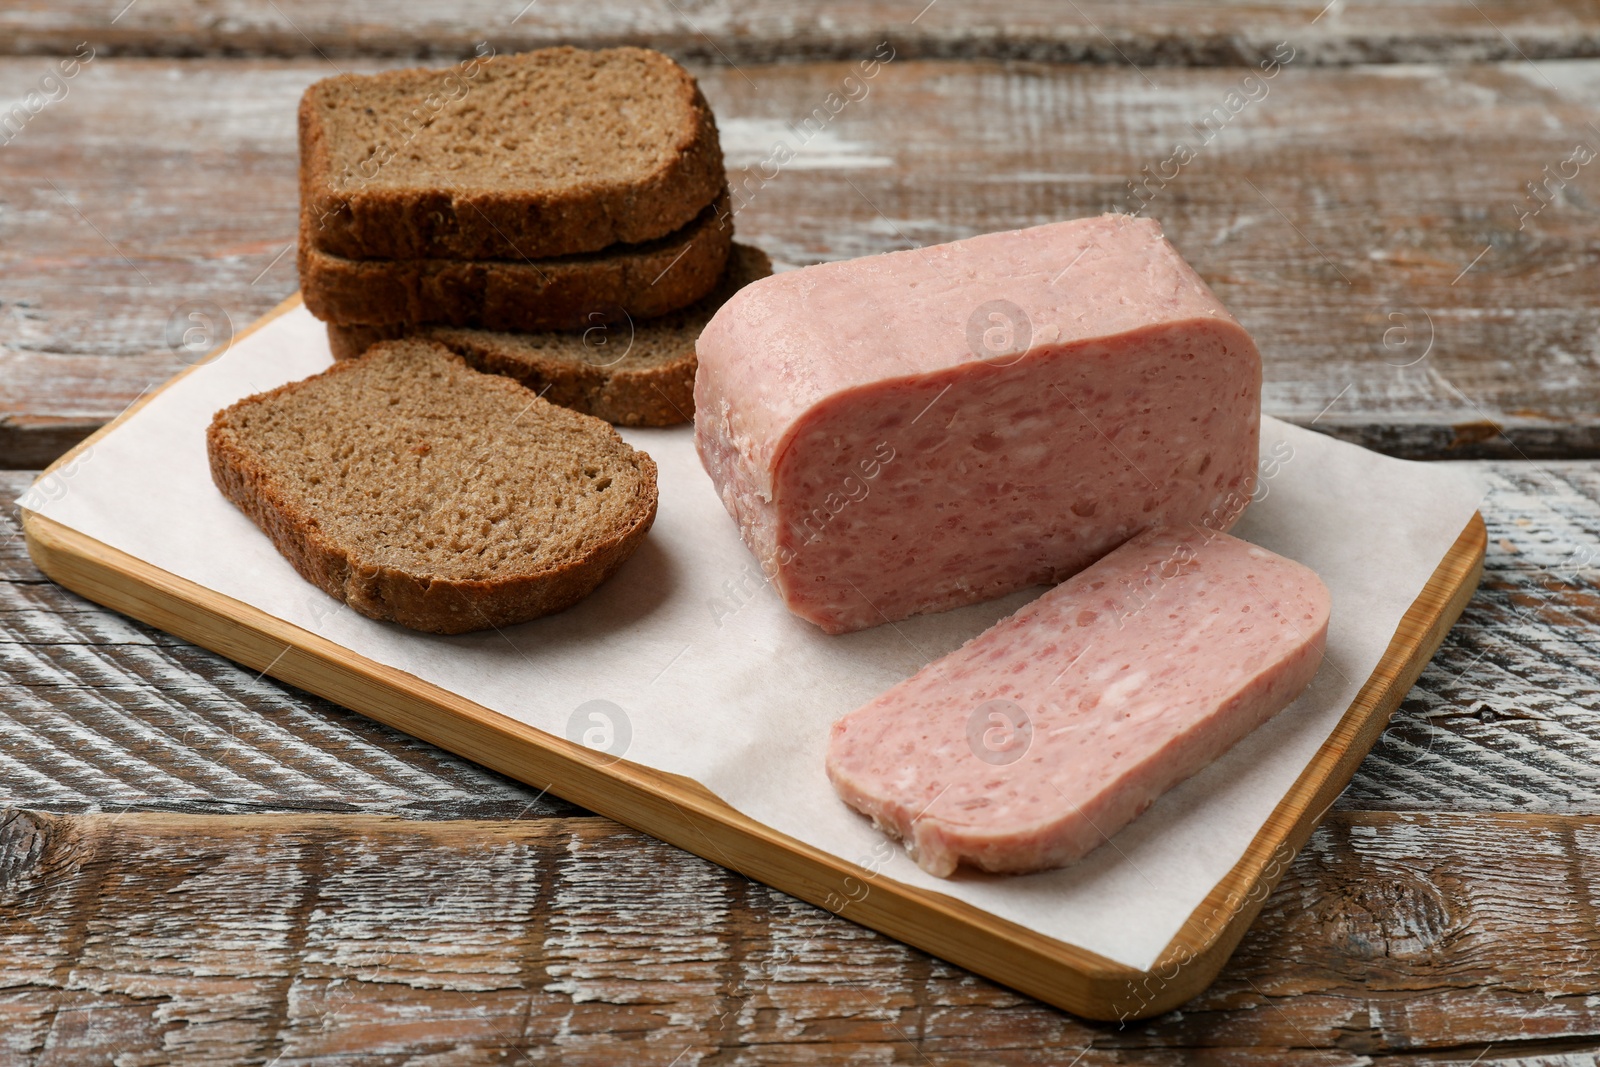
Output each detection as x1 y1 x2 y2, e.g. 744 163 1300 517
209 47 763 636
295 45 770 426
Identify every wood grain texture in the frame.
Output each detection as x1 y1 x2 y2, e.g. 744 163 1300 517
4 0 1600 66
11 306 1487 1023
4 468 1597 820
1348 462 1600 811
13 501 1481 1023
0 483 576 822
0 4 1594 1056
5 56 1600 465
0 808 1598 1064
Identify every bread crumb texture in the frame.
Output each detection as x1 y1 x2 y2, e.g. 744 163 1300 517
206 340 658 633
324 243 774 426
300 46 726 259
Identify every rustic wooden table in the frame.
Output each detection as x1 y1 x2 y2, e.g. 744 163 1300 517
3 2 1599 1062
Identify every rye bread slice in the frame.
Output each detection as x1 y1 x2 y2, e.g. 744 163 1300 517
206 339 658 635
298 191 732 331
325 243 773 426
301 46 725 261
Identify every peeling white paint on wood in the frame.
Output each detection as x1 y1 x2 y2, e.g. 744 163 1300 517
8 465 1597 817
1345 463 1600 810
2 479 570 819
5 0 1598 69
6 56 1600 459
2 810 1599 1061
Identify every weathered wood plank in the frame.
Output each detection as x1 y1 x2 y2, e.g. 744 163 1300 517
5 56 1600 465
0 486 575 821
1 809 1597 1062
5 455 1600 814
4 468 1599 820
3 1 1600 66
1346 461 1600 809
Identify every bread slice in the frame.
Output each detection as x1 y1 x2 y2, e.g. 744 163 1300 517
325 243 773 426
207 340 657 635
300 46 726 261
298 191 732 331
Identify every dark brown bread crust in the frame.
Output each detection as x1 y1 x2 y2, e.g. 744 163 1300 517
327 321 696 427
300 47 726 261
325 322 405 362
205 341 658 635
324 244 773 427
299 192 731 330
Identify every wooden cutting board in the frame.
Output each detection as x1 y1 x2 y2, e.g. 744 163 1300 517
19 295 1486 1021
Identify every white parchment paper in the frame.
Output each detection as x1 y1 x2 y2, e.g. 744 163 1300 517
23 305 1484 973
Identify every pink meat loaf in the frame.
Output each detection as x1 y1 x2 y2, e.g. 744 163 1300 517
694 214 1262 634
826 526 1331 877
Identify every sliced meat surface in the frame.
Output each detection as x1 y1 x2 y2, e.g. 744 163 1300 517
694 213 1262 634
825 526 1331 877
